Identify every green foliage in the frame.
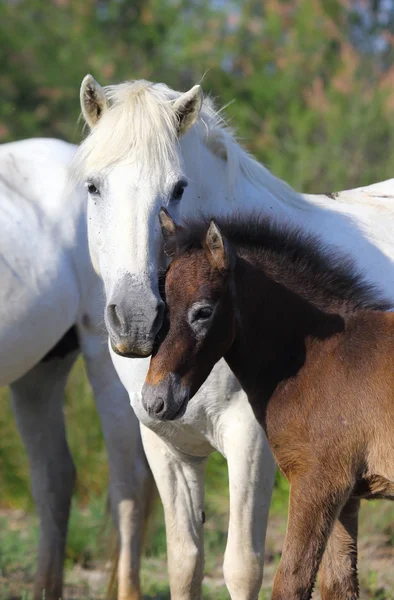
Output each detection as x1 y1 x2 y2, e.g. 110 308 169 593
1 0 394 193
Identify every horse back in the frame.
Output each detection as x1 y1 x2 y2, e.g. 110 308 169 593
0 139 84 384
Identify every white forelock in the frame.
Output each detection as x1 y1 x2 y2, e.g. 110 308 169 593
73 78 303 208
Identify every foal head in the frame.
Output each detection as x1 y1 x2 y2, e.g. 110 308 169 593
141 209 236 420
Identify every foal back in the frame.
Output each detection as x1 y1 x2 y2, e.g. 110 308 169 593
348 312 394 496
269 310 394 499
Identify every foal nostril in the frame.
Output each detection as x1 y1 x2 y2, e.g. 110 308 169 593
107 304 127 335
151 396 165 415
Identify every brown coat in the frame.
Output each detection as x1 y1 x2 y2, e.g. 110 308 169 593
144 210 394 599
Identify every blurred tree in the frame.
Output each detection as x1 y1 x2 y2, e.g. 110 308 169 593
0 0 191 140
0 0 393 190
170 0 394 191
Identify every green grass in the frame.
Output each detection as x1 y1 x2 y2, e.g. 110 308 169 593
0 515 38 578
1 359 393 599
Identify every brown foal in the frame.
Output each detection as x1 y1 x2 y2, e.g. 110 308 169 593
142 208 394 600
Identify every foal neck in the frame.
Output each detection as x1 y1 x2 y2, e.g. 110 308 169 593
225 257 345 406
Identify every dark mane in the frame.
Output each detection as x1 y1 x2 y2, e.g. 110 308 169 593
169 214 389 314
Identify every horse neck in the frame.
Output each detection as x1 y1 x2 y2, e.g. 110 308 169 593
182 129 379 246
196 142 394 299
225 257 344 406
181 130 299 220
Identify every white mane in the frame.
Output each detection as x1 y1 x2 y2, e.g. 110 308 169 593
73 79 303 208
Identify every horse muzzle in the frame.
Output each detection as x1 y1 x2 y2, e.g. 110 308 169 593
105 299 164 358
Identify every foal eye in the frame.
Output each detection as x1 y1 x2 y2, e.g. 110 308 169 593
190 306 214 323
171 179 188 203
86 182 99 196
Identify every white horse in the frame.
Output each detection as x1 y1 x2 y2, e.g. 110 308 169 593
74 75 394 600
0 138 153 600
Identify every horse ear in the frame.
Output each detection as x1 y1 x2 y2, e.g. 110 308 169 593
80 74 109 129
159 207 181 256
205 220 232 271
173 85 203 137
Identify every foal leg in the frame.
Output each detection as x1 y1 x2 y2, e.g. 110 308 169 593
272 473 352 600
78 329 153 600
222 404 276 600
11 349 78 600
319 498 360 600
140 424 207 600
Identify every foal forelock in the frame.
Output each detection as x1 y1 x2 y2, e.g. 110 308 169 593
171 216 390 314
72 78 305 210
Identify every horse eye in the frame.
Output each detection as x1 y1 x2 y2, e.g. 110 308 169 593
171 179 188 203
190 306 214 323
87 182 99 196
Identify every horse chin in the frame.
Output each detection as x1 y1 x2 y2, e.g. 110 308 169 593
111 339 153 359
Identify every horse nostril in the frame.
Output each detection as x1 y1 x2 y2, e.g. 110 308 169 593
153 397 165 415
107 304 127 335
108 304 119 327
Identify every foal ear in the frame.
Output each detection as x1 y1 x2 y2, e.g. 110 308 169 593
159 207 177 240
159 207 181 256
205 220 232 271
80 74 109 129
173 85 203 137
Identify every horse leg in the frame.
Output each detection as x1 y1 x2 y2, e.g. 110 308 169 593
222 407 276 600
140 424 207 600
10 349 78 600
78 330 153 600
272 473 352 600
319 497 360 600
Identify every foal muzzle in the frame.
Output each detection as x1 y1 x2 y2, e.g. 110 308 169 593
141 373 190 421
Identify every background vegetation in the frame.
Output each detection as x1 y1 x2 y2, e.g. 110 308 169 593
1 0 394 598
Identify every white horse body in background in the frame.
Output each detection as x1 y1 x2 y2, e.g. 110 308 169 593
74 75 394 600
0 138 152 600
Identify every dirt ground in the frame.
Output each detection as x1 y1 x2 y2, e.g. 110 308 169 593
1 501 393 599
